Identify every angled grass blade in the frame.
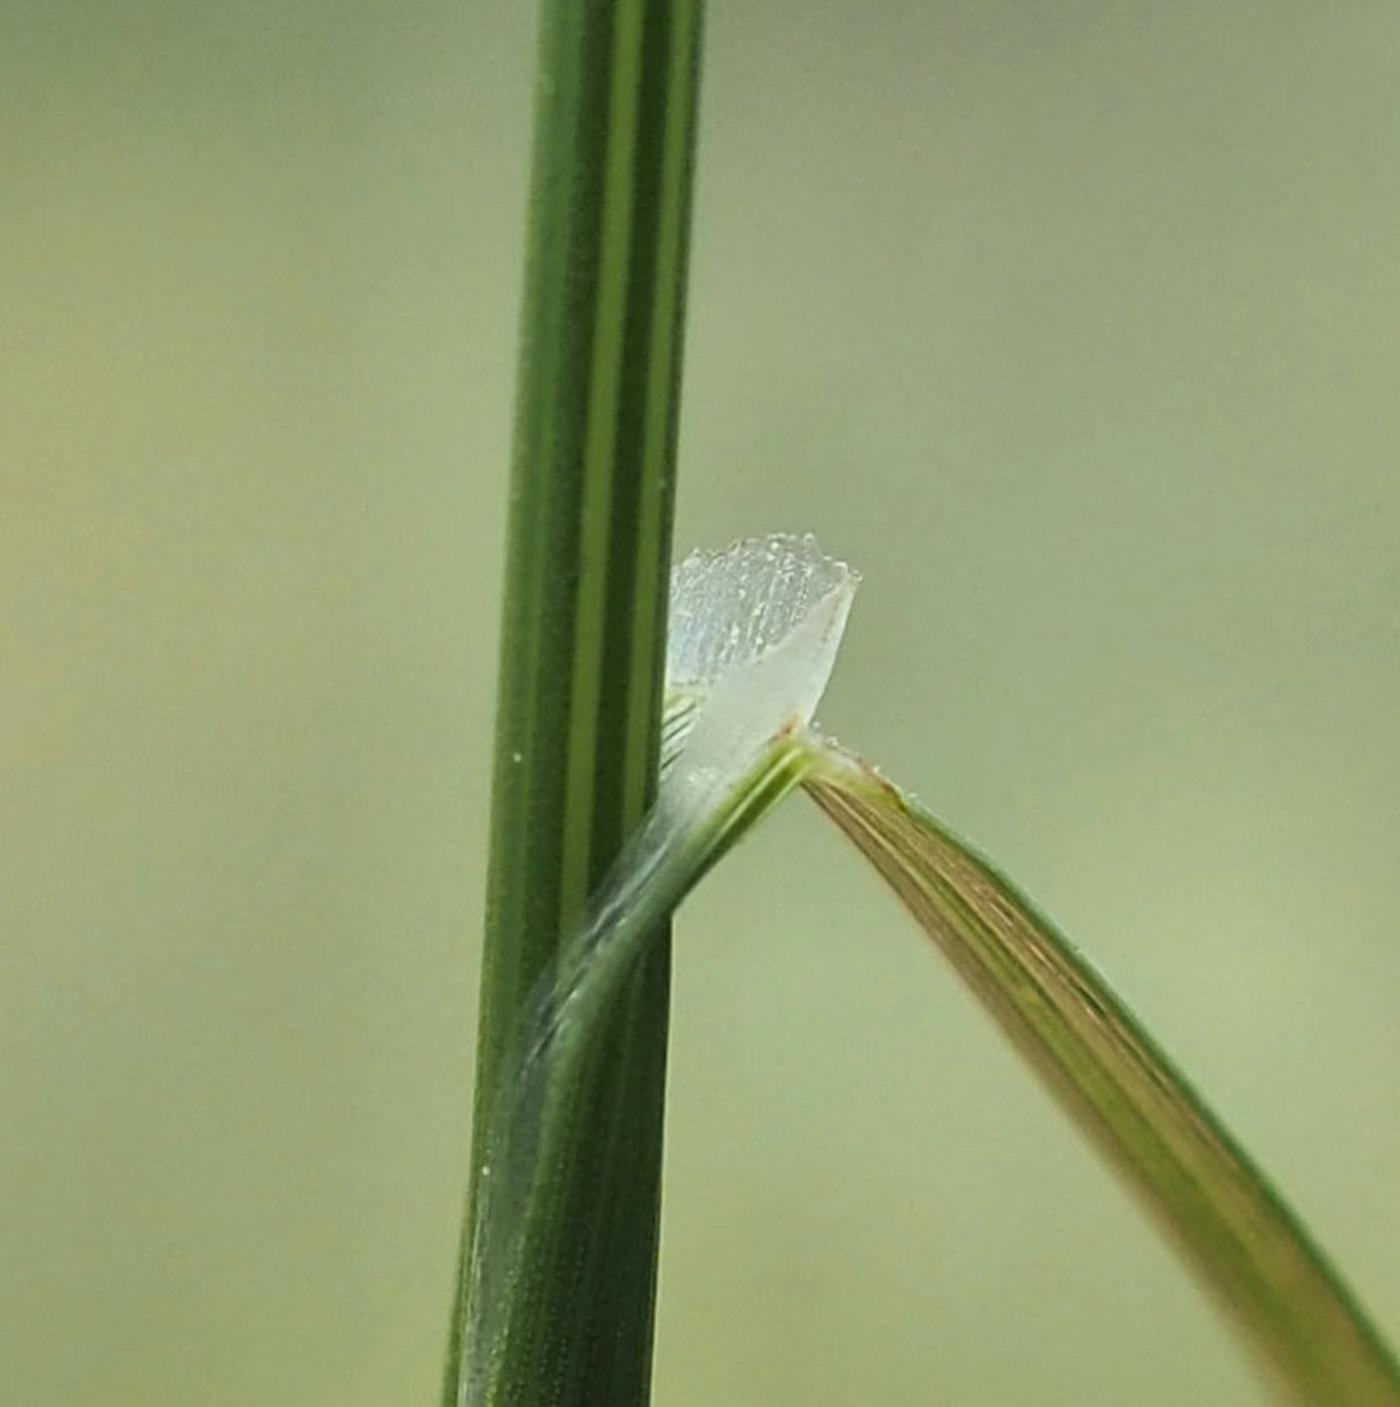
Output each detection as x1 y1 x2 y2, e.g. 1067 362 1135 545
805 742 1400 1406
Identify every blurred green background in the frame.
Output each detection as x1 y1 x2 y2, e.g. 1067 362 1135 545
5 3 1399 1403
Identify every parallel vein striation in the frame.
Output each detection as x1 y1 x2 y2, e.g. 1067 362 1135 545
453 2 706 1404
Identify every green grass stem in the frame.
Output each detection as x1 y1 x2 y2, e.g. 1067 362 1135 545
445 3 704 1403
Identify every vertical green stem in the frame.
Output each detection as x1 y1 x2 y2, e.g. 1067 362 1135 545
445 2 704 1404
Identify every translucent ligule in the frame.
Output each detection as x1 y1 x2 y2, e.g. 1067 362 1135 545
660 689 701 775
668 532 856 687
661 533 859 801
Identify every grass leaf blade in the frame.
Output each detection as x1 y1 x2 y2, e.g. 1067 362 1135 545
806 743 1400 1407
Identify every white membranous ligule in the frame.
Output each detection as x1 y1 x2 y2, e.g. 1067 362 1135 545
661 532 858 789
465 534 858 1400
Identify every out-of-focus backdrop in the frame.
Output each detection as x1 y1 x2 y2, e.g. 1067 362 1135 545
5 3 1399 1403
